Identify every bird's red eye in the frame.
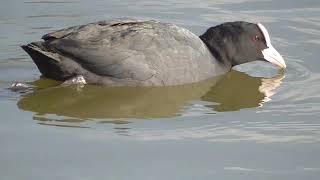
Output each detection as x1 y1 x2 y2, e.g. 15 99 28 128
252 35 260 43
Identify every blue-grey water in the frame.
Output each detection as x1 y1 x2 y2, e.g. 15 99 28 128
1 0 320 179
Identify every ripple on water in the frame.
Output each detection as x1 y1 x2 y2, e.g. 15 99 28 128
259 57 320 116
24 0 77 4
80 118 320 144
284 57 310 81
288 26 320 37
26 14 80 19
0 82 21 101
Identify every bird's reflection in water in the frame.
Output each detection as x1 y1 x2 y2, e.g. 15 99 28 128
17 70 284 126
202 70 284 112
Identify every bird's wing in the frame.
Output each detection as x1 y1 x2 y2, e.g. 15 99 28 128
42 19 157 81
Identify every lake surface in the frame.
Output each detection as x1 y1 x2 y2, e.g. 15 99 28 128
1 0 320 179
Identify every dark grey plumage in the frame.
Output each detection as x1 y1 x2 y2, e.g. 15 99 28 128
22 18 227 86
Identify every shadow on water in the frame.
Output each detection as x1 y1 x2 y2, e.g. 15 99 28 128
16 70 284 121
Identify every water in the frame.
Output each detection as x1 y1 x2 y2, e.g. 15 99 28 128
1 0 320 179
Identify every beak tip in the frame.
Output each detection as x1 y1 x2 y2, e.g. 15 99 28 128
279 56 286 69
276 61 286 69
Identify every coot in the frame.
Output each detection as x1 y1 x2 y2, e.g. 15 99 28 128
21 18 286 86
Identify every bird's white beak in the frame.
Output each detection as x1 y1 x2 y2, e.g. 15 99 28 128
262 45 286 68
257 23 286 69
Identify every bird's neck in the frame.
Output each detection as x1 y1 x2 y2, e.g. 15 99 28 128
199 28 238 69
202 40 232 68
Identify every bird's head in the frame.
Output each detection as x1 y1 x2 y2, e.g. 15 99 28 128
200 21 286 69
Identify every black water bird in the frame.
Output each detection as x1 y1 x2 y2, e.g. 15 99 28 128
21 18 286 86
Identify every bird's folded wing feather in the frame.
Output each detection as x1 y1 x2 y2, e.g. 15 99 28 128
41 19 157 81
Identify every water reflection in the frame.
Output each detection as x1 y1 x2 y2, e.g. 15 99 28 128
202 70 284 112
17 70 284 121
